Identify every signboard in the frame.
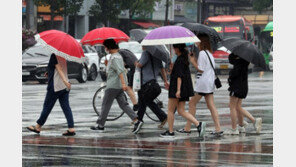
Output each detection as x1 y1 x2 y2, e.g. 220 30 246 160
22 0 26 13
224 26 240 33
212 26 223 33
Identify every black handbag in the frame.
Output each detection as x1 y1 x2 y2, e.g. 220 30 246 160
138 54 161 102
205 51 222 89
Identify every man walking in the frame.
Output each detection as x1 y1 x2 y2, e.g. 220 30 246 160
132 47 169 134
91 39 139 132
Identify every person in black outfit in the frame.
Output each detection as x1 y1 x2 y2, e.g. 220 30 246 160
225 53 262 135
160 44 206 138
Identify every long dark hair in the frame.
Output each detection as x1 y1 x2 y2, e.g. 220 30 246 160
173 43 189 65
197 34 212 53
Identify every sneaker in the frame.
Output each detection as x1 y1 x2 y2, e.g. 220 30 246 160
160 130 175 138
243 120 249 127
197 122 206 137
237 126 246 133
253 118 262 133
176 128 191 134
90 125 105 132
133 104 139 111
224 128 239 135
132 120 144 134
238 120 249 128
210 131 223 137
158 118 167 129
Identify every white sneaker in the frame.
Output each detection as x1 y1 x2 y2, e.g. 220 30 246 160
242 120 249 127
224 128 239 135
253 118 262 133
237 120 249 128
237 126 246 133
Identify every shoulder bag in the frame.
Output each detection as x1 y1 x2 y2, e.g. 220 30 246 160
138 54 161 102
204 51 222 89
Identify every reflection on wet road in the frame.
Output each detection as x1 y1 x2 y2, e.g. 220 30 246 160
22 72 273 166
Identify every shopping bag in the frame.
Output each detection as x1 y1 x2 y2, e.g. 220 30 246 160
133 68 141 91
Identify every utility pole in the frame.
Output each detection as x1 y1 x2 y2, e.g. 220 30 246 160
164 0 169 25
64 0 67 32
26 0 37 31
196 0 201 23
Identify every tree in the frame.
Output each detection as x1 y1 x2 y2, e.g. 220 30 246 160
120 0 160 31
33 0 83 29
89 0 122 27
252 0 273 13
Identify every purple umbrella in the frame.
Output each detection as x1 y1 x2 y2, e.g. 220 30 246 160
141 26 200 46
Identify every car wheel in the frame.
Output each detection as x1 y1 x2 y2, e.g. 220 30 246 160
77 66 88 83
88 65 98 81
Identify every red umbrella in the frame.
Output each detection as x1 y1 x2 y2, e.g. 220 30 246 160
80 27 130 46
35 30 85 63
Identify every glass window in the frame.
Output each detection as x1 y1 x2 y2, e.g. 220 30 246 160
89 46 97 53
82 46 88 53
119 42 142 54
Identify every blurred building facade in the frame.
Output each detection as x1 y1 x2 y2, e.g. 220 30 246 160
23 0 272 39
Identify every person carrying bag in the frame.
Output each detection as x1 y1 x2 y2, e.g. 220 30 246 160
138 55 161 102
132 50 169 134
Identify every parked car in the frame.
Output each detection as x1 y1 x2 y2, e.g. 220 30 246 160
76 39 100 81
269 44 273 71
22 44 88 83
99 41 143 81
212 44 253 74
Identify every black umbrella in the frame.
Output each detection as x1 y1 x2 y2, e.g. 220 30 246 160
221 38 267 69
181 22 222 44
118 49 138 68
144 45 170 65
129 29 147 43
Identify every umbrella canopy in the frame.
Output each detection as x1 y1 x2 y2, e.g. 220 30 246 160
129 29 147 43
263 21 273 32
141 26 200 46
181 22 221 43
81 27 130 46
144 45 170 64
34 30 85 63
221 38 266 69
118 49 138 68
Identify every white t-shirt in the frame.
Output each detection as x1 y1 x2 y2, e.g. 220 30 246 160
194 50 215 93
54 56 69 92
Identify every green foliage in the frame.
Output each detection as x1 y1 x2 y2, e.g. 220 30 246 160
89 0 122 25
120 0 160 18
252 0 273 12
33 0 83 16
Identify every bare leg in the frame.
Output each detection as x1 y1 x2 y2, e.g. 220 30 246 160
177 101 200 126
229 96 239 129
168 98 178 133
236 106 244 126
259 71 264 78
237 99 255 123
126 86 137 105
205 94 221 132
184 94 202 131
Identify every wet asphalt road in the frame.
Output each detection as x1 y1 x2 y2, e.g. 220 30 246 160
22 72 273 166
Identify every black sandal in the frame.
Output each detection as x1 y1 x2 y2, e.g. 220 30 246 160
63 130 76 136
27 126 40 134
